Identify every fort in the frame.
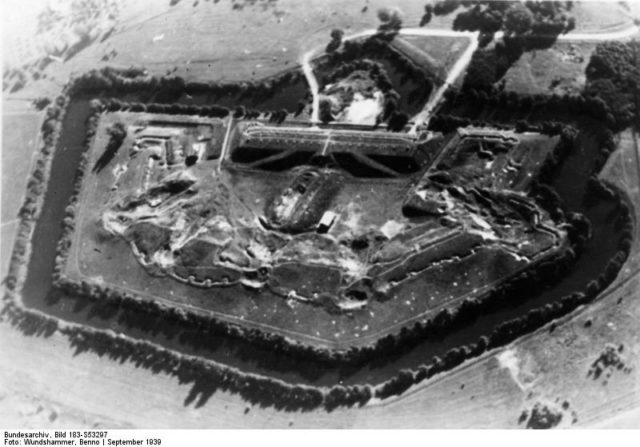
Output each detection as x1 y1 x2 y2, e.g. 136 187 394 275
55 107 571 349
4 1 638 425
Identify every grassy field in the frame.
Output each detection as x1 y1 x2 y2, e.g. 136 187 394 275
34 0 436 86
500 41 598 96
3 0 469 105
4 0 635 104
1 111 42 222
398 34 469 80
569 1 635 33
1 108 42 277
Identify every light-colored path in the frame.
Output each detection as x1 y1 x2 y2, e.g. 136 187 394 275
300 24 640 130
301 51 320 124
217 115 234 173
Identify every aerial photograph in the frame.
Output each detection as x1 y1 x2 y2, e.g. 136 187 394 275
1 0 639 431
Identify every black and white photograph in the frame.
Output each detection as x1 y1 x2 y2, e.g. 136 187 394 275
1 0 639 435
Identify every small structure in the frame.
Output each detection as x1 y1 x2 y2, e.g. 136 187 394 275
185 141 207 166
164 139 176 165
317 211 337 233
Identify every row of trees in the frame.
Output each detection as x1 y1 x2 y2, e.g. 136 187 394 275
102 98 231 118
444 84 612 126
426 1 574 48
4 91 69 303
320 36 436 95
10 176 630 411
2 80 76 383
429 113 571 137
376 192 633 399
53 177 633 408
67 66 306 112
373 75 637 396
459 36 638 132
52 100 103 285
60 323 331 412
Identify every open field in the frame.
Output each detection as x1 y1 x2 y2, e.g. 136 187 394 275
398 34 470 82
32 0 440 87
500 41 598 96
4 1 635 103
569 1 636 33
1 107 42 277
1 111 42 222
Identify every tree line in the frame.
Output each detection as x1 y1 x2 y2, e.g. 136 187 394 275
319 36 436 96
50 84 602 377
459 36 638 132
4 91 69 305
